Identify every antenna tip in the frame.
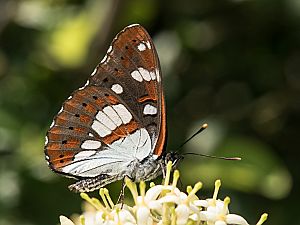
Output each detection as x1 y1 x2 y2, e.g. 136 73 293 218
228 157 242 161
202 123 208 128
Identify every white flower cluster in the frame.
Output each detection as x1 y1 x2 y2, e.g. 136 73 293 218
60 162 268 225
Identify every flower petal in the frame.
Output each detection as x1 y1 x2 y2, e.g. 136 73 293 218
59 216 75 225
199 211 217 221
175 204 190 225
158 195 180 204
144 185 164 201
215 220 227 225
226 214 250 225
136 206 151 225
193 200 209 208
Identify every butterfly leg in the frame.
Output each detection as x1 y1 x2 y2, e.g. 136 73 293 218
117 177 127 208
160 161 166 178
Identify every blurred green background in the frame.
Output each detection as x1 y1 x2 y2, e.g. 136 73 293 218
0 0 299 224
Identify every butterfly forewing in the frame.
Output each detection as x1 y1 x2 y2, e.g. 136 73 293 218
45 24 166 179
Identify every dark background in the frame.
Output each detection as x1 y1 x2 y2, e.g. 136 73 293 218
0 0 299 224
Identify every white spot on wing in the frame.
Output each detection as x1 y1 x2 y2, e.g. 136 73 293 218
111 84 123 94
139 67 151 81
96 111 117 130
91 120 112 137
137 43 146 51
143 104 157 115
91 68 97 76
45 136 48 145
146 41 151 49
112 104 132 124
100 55 107 63
156 68 160 82
131 70 143 82
103 106 122 126
50 120 55 128
74 150 97 160
127 24 140 28
81 140 101 150
88 133 94 137
67 96 72 100
84 80 89 87
58 107 63 114
150 71 156 80
107 45 113 53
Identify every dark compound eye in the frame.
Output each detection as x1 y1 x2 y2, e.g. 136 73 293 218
92 96 98 100
104 93 109 97
125 46 129 49
75 114 80 117
103 78 108 82
68 127 74 130
132 39 137 42
62 140 67 144
120 56 124 60
82 103 87 107
114 68 119 72
59 154 64 158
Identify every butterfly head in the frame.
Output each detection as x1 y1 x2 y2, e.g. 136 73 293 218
160 151 183 170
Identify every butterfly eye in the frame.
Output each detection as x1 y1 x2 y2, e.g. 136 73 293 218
59 154 64 158
125 46 129 50
82 103 87 107
92 96 98 100
114 68 119 72
132 39 137 42
120 56 124 60
104 93 109 97
68 127 74 130
103 78 108 82
62 140 67 144
75 114 80 117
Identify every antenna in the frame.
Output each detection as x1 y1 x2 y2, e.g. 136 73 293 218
182 152 241 161
177 123 208 150
177 123 241 161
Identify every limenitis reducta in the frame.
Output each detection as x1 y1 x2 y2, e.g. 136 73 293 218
44 24 182 192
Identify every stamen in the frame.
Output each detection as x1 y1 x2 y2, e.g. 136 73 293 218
150 182 155 188
125 177 138 205
164 161 173 186
104 188 114 209
140 181 146 197
80 193 104 211
256 213 268 225
100 188 109 208
172 170 180 188
79 215 85 225
212 179 221 205
186 182 202 202
186 186 192 194
170 206 176 225
223 196 230 214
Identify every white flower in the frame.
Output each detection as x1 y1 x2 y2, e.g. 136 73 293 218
59 162 268 225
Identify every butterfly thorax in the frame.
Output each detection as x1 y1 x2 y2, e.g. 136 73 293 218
129 151 182 182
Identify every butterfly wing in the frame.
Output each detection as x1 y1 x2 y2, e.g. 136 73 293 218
44 24 166 179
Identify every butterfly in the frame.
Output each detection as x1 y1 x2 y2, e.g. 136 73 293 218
44 24 182 193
